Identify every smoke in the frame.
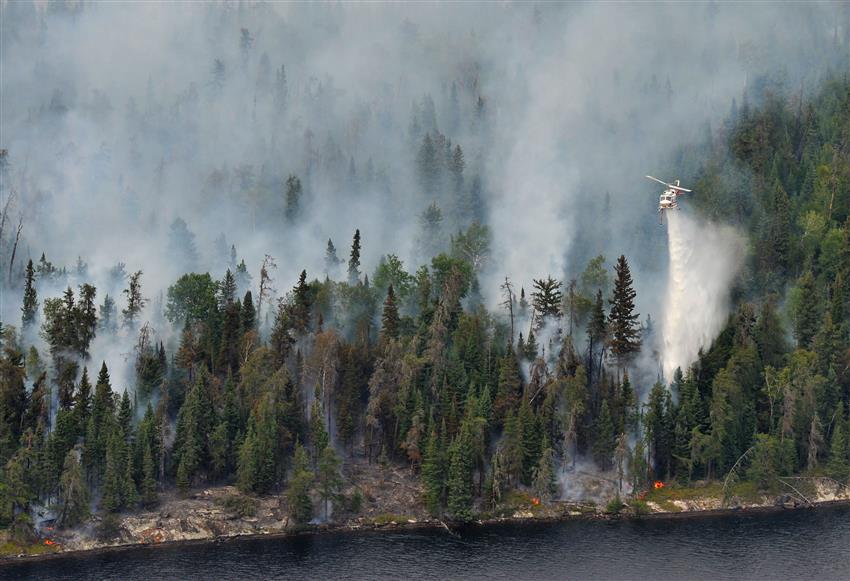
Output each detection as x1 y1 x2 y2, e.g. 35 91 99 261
661 211 745 381
0 2 845 394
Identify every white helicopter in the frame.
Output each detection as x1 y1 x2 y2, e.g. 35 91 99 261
645 175 692 224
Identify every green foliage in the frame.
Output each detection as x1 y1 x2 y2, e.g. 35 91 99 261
287 442 314 524
165 273 218 324
605 495 625 514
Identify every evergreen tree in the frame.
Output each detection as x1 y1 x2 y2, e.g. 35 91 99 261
325 239 342 276
98 294 117 334
792 270 820 348
421 428 445 515
317 445 342 521
122 271 147 330
446 423 474 521
284 174 302 222
608 255 641 367
57 448 89 528
141 442 158 506
219 269 237 307
348 229 362 284
237 420 259 493
593 400 615 469
101 431 124 512
531 276 563 327
21 259 38 330
532 445 558 502
380 284 400 341
241 290 256 333
826 405 848 480
287 442 314 524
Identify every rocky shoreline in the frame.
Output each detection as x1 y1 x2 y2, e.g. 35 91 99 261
3 476 848 564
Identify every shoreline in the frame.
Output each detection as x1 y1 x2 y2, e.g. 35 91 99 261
4 496 849 565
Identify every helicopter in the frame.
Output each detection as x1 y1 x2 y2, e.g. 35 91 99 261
645 175 692 224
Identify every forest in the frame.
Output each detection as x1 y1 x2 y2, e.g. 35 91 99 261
0 1 848 543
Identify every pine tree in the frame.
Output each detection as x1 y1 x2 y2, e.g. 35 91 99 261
608 255 641 367
380 284 400 341
531 276 563 327
21 259 38 330
348 229 362 284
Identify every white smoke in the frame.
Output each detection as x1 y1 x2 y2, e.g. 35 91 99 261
661 211 744 381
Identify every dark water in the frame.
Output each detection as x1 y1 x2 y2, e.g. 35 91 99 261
4 506 850 580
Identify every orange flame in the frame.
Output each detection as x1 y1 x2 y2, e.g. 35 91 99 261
531 497 540 506
653 481 665 489
43 539 57 546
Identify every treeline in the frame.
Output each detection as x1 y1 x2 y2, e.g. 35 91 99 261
0 74 849 540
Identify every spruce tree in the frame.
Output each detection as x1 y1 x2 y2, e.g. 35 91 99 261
421 428 445 515
348 229 361 284
57 448 89 528
793 270 820 348
141 442 158 506
21 259 38 330
532 445 558 502
826 405 848 480
325 239 341 276
446 424 474 521
101 432 124 512
608 255 641 367
287 442 314 524
380 284 400 341
219 269 237 307
237 420 259 493
98 294 117 334
593 400 615 470
122 271 147 330
241 290 256 333
317 445 342 521
284 174 302 222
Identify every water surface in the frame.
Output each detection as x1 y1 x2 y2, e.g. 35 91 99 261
5 506 849 580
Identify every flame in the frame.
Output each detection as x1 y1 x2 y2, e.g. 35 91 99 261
531 497 540 506
43 539 57 546
654 481 665 489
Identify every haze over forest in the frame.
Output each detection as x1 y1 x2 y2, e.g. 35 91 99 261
0 0 849 545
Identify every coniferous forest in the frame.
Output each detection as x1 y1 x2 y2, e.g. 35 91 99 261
0 2 849 547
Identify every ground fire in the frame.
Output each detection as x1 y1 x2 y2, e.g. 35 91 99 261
654 481 665 489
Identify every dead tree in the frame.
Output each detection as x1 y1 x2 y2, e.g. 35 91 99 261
8 214 23 285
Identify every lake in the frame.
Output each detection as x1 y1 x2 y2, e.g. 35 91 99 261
4 506 850 580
